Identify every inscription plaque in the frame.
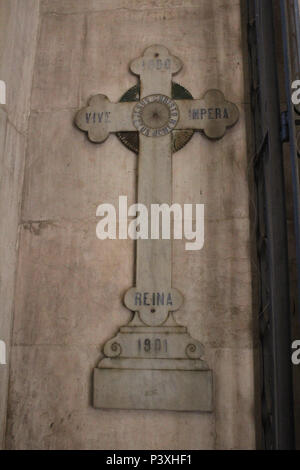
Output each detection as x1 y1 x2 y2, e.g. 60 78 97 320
75 45 239 411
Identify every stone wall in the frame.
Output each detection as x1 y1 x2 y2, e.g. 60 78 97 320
1 0 256 449
0 0 40 449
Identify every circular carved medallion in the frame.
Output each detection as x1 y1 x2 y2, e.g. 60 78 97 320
132 94 179 137
116 83 194 153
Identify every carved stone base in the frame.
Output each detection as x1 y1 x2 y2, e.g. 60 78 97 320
94 366 213 411
93 321 213 411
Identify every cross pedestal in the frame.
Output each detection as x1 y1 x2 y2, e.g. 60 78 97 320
75 45 239 411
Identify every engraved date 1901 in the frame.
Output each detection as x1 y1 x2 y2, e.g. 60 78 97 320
138 338 167 354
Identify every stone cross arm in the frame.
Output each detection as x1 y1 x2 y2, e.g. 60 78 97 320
75 45 238 143
175 90 239 139
75 89 239 143
75 94 136 143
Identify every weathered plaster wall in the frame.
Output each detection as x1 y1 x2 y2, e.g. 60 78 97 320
3 0 256 449
0 0 40 449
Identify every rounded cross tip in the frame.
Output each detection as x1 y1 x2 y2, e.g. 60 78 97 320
75 94 111 143
130 44 182 77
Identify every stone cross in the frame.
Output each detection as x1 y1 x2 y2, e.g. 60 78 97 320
75 45 239 411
